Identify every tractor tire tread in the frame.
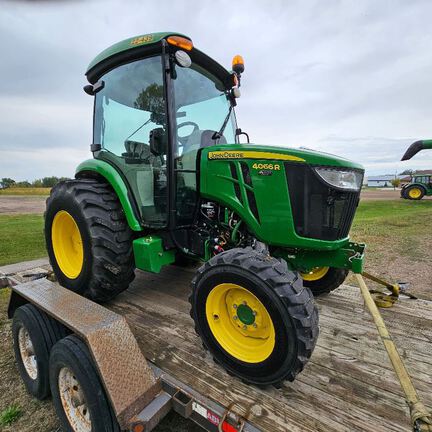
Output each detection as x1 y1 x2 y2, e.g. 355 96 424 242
189 247 319 386
303 267 348 296
45 178 135 302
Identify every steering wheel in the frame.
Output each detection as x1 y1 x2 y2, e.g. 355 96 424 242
177 121 199 146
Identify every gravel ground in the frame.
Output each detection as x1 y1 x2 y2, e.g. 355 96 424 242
361 188 432 200
0 196 47 215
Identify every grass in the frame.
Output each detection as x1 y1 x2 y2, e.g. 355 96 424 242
0 404 22 426
0 215 46 266
348 199 432 298
0 188 50 196
351 199 432 260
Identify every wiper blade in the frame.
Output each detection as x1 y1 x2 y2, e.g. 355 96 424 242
125 118 152 142
212 105 233 142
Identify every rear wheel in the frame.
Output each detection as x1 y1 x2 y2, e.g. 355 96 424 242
49 335 119 432
405 185 425 200
45 178 135 302
301 267 348 296
189 248 318 386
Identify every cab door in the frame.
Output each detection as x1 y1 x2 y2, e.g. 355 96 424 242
93 55 169 227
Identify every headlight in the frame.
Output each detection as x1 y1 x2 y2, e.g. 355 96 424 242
314 167 363 191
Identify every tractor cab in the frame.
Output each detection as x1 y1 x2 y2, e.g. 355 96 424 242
84 33 239 228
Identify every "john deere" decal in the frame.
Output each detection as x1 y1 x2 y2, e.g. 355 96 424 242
208 151 305 162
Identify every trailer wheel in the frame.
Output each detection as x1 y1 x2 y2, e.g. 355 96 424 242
12 304 68 399
189 248 318 386
45 178 135 302
405 185 425 200
50 335 120 432
301 267 348 296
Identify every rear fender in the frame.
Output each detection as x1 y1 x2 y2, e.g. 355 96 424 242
75 159 143 231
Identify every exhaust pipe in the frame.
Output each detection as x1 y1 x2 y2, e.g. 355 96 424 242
401 139 432 161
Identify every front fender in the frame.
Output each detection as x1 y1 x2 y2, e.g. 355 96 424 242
75 159 143 231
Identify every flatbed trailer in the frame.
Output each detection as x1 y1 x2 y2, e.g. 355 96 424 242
4 260 432 432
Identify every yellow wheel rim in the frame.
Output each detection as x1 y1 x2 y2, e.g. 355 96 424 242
205 283 275 363
301 266 329 281
52 210 84 279
408 188 422 199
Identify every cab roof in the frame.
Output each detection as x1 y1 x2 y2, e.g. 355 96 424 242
86 32 189 80
85 31 233 91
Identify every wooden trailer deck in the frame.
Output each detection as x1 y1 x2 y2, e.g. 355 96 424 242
4 260 432 432
108 265 432 432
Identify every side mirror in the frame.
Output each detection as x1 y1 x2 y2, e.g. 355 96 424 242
175 50 192 68
83 80 104 96
149 128 167 156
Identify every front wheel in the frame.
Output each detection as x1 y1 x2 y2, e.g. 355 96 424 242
301 267 348 296
189 248 318 387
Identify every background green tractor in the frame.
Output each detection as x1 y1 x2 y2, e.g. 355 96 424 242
401 139 432 200
45 32 365 386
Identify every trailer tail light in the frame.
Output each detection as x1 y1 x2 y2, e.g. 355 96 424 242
192 401 242 431
222 421 239 432
167 36 193 51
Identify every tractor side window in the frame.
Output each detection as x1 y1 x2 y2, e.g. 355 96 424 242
172 64 237 225
93 56 168 227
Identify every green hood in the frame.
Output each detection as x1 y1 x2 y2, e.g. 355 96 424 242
207 143 364 171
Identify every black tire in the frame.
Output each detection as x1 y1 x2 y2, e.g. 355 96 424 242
45 178 135 302
404 185 425 200
49 335 120 432
12 304 69 399
400 187 408 199
189 247 319 386
302 267 348 296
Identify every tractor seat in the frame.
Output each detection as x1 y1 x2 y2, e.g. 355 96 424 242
183 129 227 155
123 140 151 164
200 130 227 147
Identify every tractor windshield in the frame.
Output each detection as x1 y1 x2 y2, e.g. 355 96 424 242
173 64 237 155
172 61 237 225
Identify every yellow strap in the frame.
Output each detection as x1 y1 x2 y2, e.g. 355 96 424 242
355 274 432 431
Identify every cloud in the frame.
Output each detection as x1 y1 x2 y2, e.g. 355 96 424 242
1 0 432 180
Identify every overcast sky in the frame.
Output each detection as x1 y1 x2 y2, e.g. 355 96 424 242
1 0 432 181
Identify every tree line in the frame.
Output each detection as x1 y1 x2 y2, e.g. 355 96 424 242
0 177 70 189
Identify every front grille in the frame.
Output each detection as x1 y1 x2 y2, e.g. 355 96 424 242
285 164 361 241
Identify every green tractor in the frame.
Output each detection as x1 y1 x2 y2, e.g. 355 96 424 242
45 32 365 386
401 139 432 200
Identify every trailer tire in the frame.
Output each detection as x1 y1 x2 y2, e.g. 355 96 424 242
301 267 348 296
189 248 319 387
45 178 135 302
12 304 69 400
50 335 120 432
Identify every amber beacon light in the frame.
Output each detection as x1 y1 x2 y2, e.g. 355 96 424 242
167 36 193 51
232 54 245 74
